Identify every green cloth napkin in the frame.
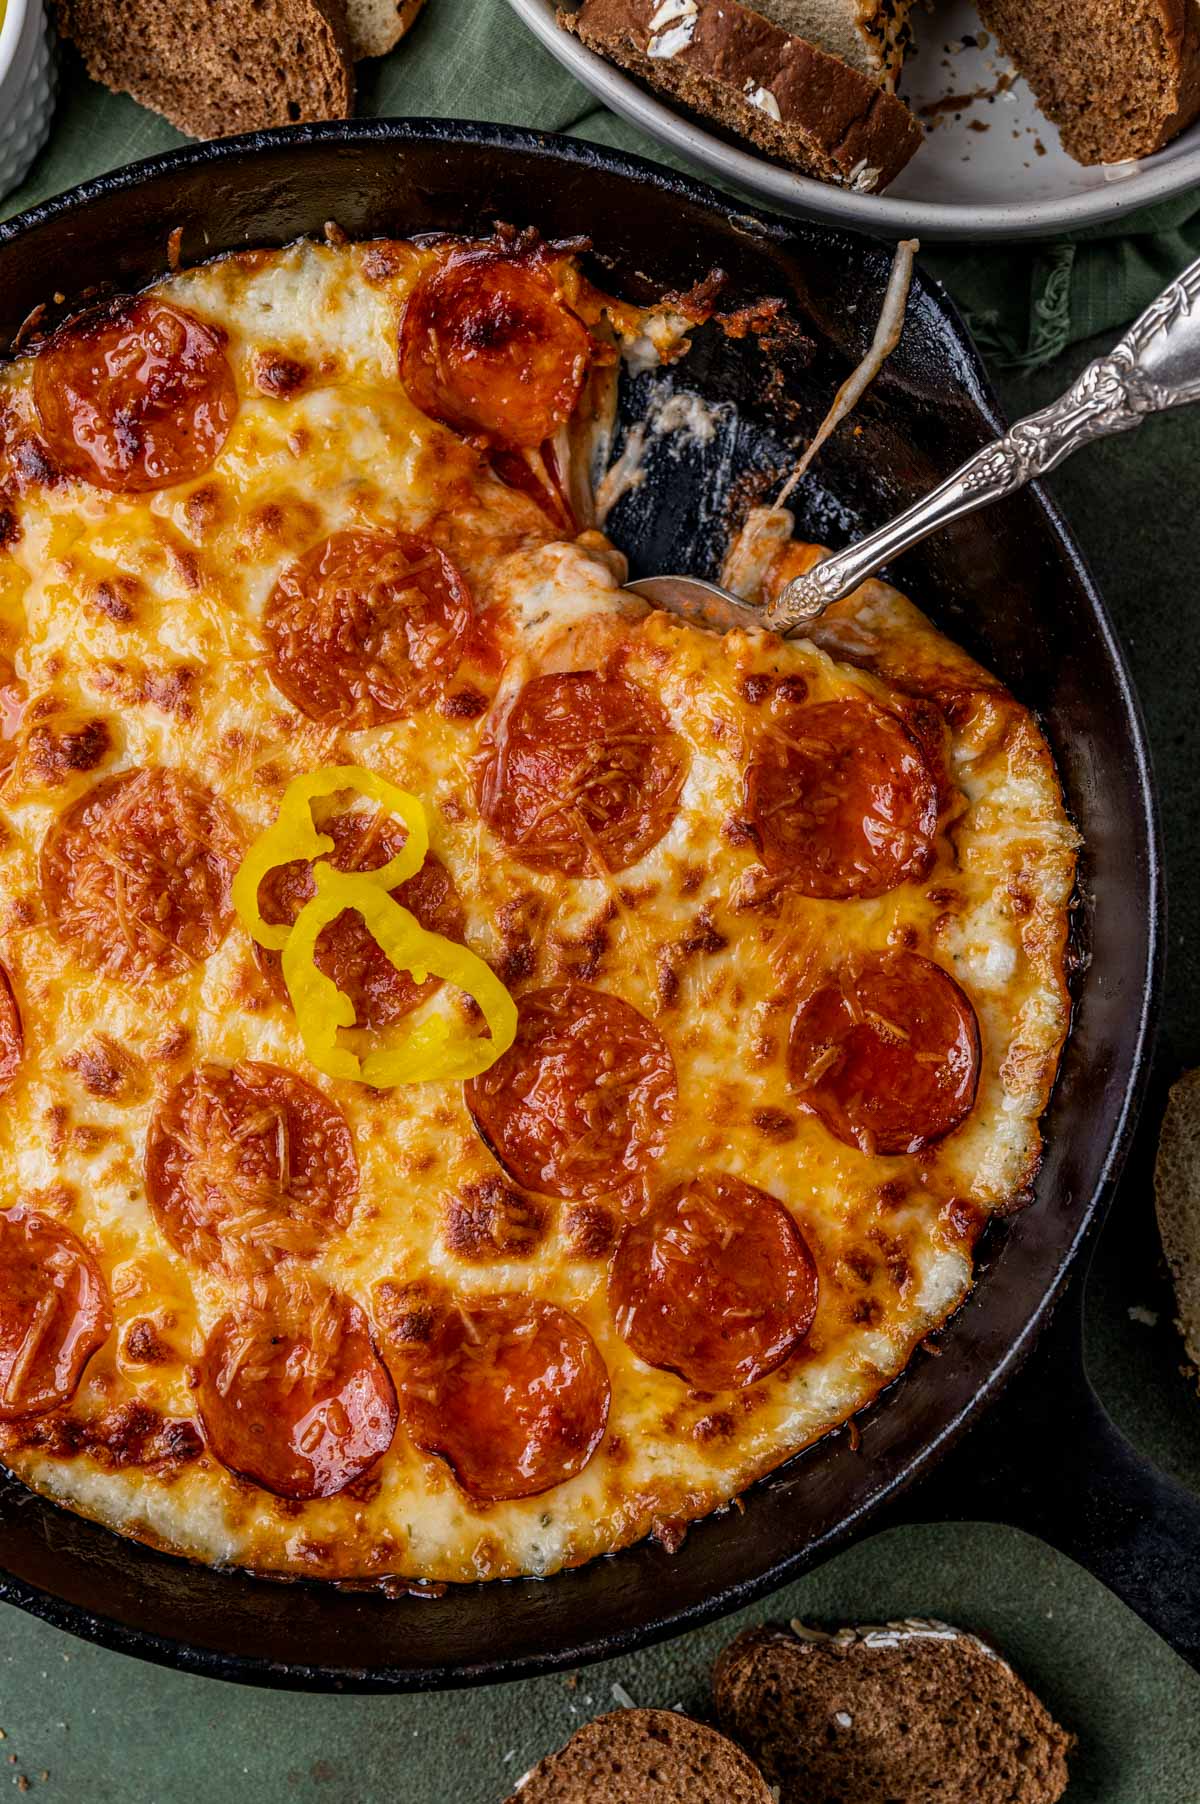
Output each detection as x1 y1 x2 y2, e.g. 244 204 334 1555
5 0 1200 369
928 192 1200 367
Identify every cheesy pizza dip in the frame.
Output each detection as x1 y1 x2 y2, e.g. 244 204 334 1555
0 231 1078 1582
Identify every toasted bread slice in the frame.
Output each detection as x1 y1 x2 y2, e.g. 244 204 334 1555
506 1706 774 1804
977 0 1200 165
560 0 922 194
55 0 354 139
1155 1067 1200 1383
713 1620 1073 1804
343 0 426 59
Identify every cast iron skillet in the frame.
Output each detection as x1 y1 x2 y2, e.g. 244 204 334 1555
0 121 1194 1689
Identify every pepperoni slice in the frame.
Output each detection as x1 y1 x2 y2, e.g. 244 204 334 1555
263 530 473 726
0 964 21 1098
32 298 236 492
0 1208 112 1420
399 249 593 449
0 655 26 776
609 1174 818 1392
252 805 467 1028
476 671 687 876
197 1290 396 1500
745 698 938 899
465 983 677 1199
395 1294 609 1501
41 767 241 984
489 443 575 535
145 1060 358 1272
787 951 981 1155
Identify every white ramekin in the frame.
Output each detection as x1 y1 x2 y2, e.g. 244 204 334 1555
0 0 56 206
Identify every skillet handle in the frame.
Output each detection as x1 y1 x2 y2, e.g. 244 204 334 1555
892 1272 1200 1672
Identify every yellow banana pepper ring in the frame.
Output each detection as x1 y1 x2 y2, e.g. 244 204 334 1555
281 865 518 1088
232 764 517 1088
232 765 428 952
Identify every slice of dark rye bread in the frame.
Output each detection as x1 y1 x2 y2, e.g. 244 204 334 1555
1155 1066 1200 1385
560 0 923 193
55 0 354 138
977 0 1200 164
505 1707 775 1804
713 1620 1074 1804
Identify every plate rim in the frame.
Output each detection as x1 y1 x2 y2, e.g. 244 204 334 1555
509 0 1200 241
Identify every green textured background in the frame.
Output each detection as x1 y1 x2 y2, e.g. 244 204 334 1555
1 5 1199 1799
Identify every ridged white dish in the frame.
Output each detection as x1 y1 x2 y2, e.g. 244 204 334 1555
0 0 56 206
511 0 1200 241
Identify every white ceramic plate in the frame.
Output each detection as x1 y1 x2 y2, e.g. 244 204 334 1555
510 0 1200 240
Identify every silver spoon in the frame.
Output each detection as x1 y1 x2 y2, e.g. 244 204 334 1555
628 252 1200 636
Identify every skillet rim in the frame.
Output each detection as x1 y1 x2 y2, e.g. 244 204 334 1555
0 120 1164 1690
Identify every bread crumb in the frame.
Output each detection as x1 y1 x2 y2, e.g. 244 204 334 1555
611 1681 638 1709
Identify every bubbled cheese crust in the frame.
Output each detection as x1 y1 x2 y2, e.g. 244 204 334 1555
0 240 1077 1582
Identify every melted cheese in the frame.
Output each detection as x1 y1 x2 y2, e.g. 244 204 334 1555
0 240 1076 1582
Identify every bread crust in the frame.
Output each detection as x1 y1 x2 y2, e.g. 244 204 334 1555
561 0 922 191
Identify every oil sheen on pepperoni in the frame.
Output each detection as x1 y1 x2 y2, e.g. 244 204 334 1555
398 249 593 449
198 1291 396 1500
41 767 241 984
33 297 236 492
253 806 467 1028
0 963 21 1097
465 983 677 1199
788 951 981 1155
145 1061 359 1272
396 1294 609 1502
609 1174 818 1392
263 529 473 725
476 671 688 876
0 1208 112 1420
745 697 938 899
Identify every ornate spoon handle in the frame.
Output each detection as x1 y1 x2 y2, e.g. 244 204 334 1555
766 253 1200 632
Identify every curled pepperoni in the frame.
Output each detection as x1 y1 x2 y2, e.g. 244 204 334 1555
489 443 575 535
197 1290 396 1500
745 698 938 899
252 805 467 1029
465 983 677 1199
41 767 241 984
145 1060 358 1272
32 298 236 492
609 1174 817 1391
476 671 688 876
394 1294 609 1501
787 951 981 1155
0 1208 111 1419
263 530 473 726
399 249 593 449
0 964 21 1097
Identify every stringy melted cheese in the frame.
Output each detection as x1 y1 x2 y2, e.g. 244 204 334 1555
0 241 1077 1581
